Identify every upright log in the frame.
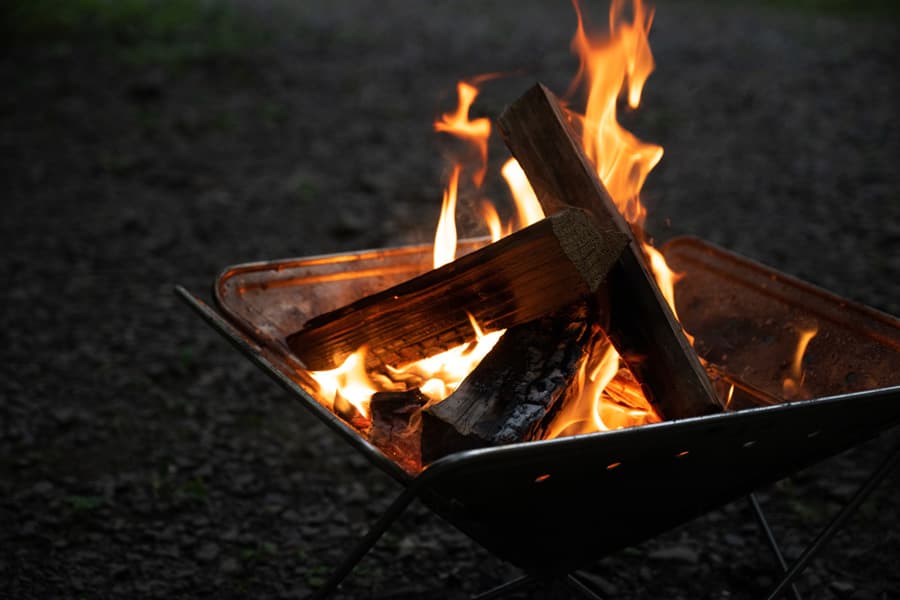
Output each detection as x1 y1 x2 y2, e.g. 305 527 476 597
498 83 721 419
287 208 626 371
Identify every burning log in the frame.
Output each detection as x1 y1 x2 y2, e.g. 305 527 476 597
421 301 596 463
369 390 428 473
497 83 721 419
287 208 627 371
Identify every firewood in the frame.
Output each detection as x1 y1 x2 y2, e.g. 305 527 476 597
497 83 721 419
369 390 428 473
420 301 595 464
287 208 626 371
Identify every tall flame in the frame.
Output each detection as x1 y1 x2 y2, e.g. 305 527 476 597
571 0 662 230
501 158 545 229
433 165 460 269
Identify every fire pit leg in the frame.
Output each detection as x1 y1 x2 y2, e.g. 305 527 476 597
763 442 900 600
748 493 803 600
470 574 535 600
471 573 604 600
565 574 607 600
311 485 419 600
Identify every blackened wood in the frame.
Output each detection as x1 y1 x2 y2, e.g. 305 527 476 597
287 208 626 371
369 390 428 474
421 301 594 464
497 83 721 419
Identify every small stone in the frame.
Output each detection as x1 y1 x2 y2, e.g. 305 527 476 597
830 581 855 595
195 542 220 563
648 545 700 564
32 481 53 495
220 557 240 574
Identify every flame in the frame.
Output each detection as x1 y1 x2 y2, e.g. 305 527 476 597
308 0 683 447
783 323 818 399
433 164 460 269
501 158 545 229
388 314 505 404
308 347 378 419
545 333 659 439
434 81 492 187
570 0 662 230
480 201 505 242
570 0 690 345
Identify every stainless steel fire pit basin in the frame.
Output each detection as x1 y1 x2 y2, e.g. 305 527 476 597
177 236 900 592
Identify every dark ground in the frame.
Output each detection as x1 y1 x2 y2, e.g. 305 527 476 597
2 1 899 598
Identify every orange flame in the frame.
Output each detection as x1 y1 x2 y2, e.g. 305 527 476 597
570 0 690 346
308 347 378 419
571 0 662 230
545 334 659 439
501 158 545 229
783 323 818 399
433 164 460 269
434 81 492 187
388 314 505 404
480 201 505 242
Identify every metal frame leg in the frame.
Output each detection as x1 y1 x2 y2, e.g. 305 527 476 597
566 573 607 600
472 573 606 600
748 493 803 600
312 485 419 599
470 574 536 600
763 443 900 600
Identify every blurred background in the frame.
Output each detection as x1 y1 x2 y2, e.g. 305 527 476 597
2 1 898 598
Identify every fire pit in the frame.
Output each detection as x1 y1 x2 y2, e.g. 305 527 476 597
177 1 899 596
176 233 900 598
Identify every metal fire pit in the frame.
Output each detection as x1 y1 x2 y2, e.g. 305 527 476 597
177 236 900 599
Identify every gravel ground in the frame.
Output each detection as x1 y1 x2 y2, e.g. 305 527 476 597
2 1 898 598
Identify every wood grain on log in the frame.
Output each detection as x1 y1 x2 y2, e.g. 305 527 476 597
287 208 626 371
497 83 721 419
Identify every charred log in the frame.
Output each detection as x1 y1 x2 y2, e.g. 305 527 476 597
369 390 428 474
421 301 596 463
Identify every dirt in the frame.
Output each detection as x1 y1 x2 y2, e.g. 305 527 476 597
2 1 898 598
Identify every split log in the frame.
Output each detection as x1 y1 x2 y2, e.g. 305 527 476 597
497 83 721 419
421 301 595 464
287 208 626 371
